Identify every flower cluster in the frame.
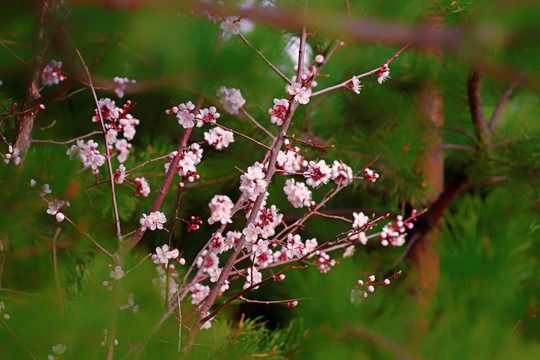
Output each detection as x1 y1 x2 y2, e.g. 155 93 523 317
47 198 70 223
268 98 289 126
114 164 126 184
66 139 106 174
377 64 390 84
350 272 400 304
166 101 221 129
186 215 203 232
152 244 184 266
194 248 229 293
4 145 21 165
305 160 332 187
363 167 379 182
331 160 354 186
134 177 151 197
217 86 246 114
93 99 139 141
112 76 136 98
287 82 311 105
204 127 234 150
42 60 66 86
283 178 312 208
243 267 262 289
164 143 204 182
276 140 304 174
380 211 417 246
139 211 167 231
239 161 267 200
313 251 336 273
92 98 140 163
349 211 370 244
208 195 234 225
253 205 283 239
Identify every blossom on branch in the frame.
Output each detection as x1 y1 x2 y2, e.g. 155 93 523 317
114 164 126 184
287 82 311 105
268 98 289 125
217 86 246 114
112 76 136 98
220 16 241 35
204 127 234 150
47 199 70 223
152 244 179 265
4 145 21 165
350 211 369 244
283 178 312 208
243 267 262 290
346 76 362 94
377 64 390 84
66 139 106 174
140 211 167 231
196 106 220 127
331 160 353 186
305 160 332 187
239 161 267 200
208 195 234 225
134 177 150 197
42 60 66 86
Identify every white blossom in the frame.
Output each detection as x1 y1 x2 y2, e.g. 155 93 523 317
217 86 246 114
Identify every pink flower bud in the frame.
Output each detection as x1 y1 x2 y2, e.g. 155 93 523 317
55 212 65 222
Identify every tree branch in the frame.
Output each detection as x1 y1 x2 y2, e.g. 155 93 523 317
467 66 491 148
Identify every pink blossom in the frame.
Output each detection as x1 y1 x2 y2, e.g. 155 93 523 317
305 160 331 187
268 98 289 126
283 178 312 208
140 211 167 231
135 177 150 197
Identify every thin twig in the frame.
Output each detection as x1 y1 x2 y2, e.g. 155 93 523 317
2 320 37 360
64 216 114 258
0 39 27 65
241 108 275 139
489 71 526 132
71 45 123 239
51 227 64 319
213 122 271 150
236 33 292 85
32 131 102 145
438 144 477 151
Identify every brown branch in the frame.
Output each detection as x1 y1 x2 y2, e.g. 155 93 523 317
467 66 491 148
14 3 49 156
192 1 460 51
